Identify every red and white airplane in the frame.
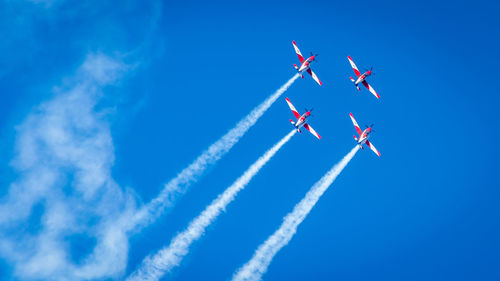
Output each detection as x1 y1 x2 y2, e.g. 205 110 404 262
349 113 381 156
347 56 380 99
285 97 321 139
292 40 322 85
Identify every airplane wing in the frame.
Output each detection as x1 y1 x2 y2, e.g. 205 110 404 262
347 56 361 77
303 123 321 139
365 140 381 156
285 97 301 119
362 81 380 99
349 113 363 135
306 68 323 85
292 41 305 63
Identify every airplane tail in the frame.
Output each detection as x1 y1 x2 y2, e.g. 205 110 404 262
354 136 364 149
294 64 304 78
290 120 301 133
349 77 361 90
349 77 361 91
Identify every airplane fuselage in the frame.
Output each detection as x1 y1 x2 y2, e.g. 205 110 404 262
357 128 371 145
354 71 371 85
294 113 309 129
297 56 315 73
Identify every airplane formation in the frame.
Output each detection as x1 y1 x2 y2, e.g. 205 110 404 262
289 40 381 157
127 41 383 280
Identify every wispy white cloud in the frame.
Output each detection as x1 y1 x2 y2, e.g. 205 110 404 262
127 130 297 281
26 0 60 8
232 146 360 281
0 53 136 280
128 74 300 232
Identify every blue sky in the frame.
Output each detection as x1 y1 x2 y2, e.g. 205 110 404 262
1 0 499 280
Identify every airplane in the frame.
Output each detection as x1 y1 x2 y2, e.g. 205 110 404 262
285 97 321 139
347 56 380 99
349 112 381 156
292 40 323 85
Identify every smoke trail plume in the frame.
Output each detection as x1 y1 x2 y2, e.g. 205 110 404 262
129 74 300 231
232 146 360 281
127 130 297 281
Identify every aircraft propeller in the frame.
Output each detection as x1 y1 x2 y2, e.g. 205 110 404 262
305 107 314 117
366 66 375 75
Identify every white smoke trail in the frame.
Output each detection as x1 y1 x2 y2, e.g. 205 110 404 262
127 130 297 281
232 146 360 281
129 74 300 231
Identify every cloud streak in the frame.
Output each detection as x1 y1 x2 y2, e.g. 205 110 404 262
0 53 136 280
129 74 300 231
232 146 360 281
127 129 297 281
